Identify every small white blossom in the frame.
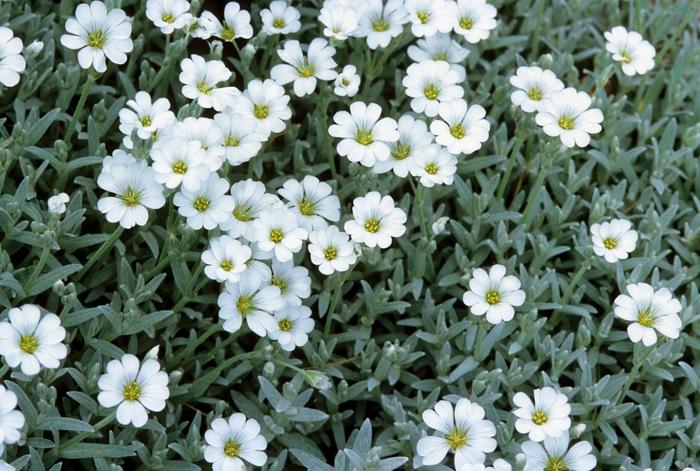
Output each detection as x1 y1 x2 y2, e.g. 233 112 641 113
404 0 455 38
119 91 175 143
411 144 457 187
221 179 281 240
271 39 338 97
179 55 238 111
453 0 497 44
218 276 282 336
201 2 253 41
374 114 434 177
260 1 301 35
431 98 490 155
0 27 26 87
261 260 311 307
146 0 191 34
250 208 308 262
407 33 469 81
0 385 24 454
522 435 596 471
236 79 292 139
344 191 407 249
150 139 211 191
604 26 656 76
403 60 464 117
278 176 341 232
333 65 361 97
213 111 266 166
510 66 564 113
319 5 359 40
513 387 572 442
355 0 409 49
462 264 525 324
308 225 357 275
174 117 225 171
174 174 235 230
614 283 682 346
267 305 314 351
204 413 267 470
202 235 252 284
590 218 638 263
48 193 70 215
535 88 603 148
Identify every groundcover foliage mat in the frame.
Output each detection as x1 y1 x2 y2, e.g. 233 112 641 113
0 0 699 469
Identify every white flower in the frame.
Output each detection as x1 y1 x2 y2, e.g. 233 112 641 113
218 276 282 336
431 99 490 155
267 305 314 351
407 33 469 81
319 5 359 40
460 463 512 471
201 2 253 41
522 435 596 471
613 283 682 346
509 66 564 113
604 26 656 76
308 225 357 275
411 144 457 187
102 149 138 171
328 101 399 167
513 387 571 442
271 39 338 97
0 28 26 87
260 1 301 35
0 305 67 376
213 111 266 166
48 193 70 215
236 79 292 139
25 39 45 58
0 385 24 453
174 117 225 171
179 55 238 111
97 159 166 229
374 114 434 177
60 0 133 73
462 264 525 324
431 216 450 235
278 176 340 231
242 240 274 286
403 60 464 117
150 139 210 191
535 88 603 148
344 191 407 249
146 0 191 34
97 353 170 428
417 398 497 468
204 413 267 471
250 208 308 263
356 0 409 49
453 0 497 44
590 218 638 263
184 14 213 39
261 260 311 307
119 91 175 142
220 179 280 239
174 174 235 230
334 64 361 97
404 0 455 38
202 235 252 284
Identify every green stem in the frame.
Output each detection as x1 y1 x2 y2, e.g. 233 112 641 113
60 412 115 450
24 247 50 293
63 72 98 144
75 226 124 282
560 257 591 305
530 0 546 60
167 322 222 369
496 138 523 200
324 270 351 337
521 159 549 228
615 347 654 405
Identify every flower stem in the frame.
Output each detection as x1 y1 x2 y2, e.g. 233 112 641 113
60 411 115 450
615 346 654 405
324 270 351 337
75 226 124 282
560 254 592 305
23 246 51 295
63 72 98 144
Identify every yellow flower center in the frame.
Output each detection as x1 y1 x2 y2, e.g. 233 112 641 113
224 135 241 147
271 276 287 294
450 124 465 139
364 218 380 233
372 17 389 32
223 440 241 457
423 83 440 100
196 81 213 95
121 187 141 207
637 308 654 328
459 16 473 29
19 334 38 354
236 295 254 316
391 142 411 161
323 246 337 261
603 237 617 249
416 11 430 24
341 77 350 86
140 116 152 127
193 196 211 212
269 228 284 243
122 381 141 401
220 260 233 272
297 62 316 78
298 197 316 216
233 205 254 222
221 24 236 41
172 161 187 174
272 18 285 29
433 52 449 61
545 456 568 471
253 104 269 119
425 163 438 175
444 428 468 451
558 116 575 130
355 130 374 145
532 410 548 425
485 289 501 305
527 86 543 101
87 29 107 49
621 51 632 64
278 319 293 332
161 13 175 24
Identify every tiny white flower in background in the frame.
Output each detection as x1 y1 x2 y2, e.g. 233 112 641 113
119 91 175 142
174 174 235 230
453 0 497 44
356 0 409 49
204 413 267 470
25 39 45 58
175 117 225 172
308 225 357 275
459 459 512 471
202 235 252 284
0 27 26 87
60 0 133 73
462 264 525 324
604 26 656 76
271 39 338 97
278 176 340 231
102 149 139 171
431 99 490 155
251 208 308 263
613 283 682 346
535 88 603 148
261 260 311 307
407 33 469 81
404 0 455 38
184 14 213 39
179 55 238 111
242 240 275 285
374 114 434 177
48 193 70 215
218 276 282 336
522 435 596 471
344 191 407 249
417 398 497 468
260 1 301 35
213 111 266 166
411 144 457 187
221 179 280 240
268 305 314 351
201 2 254 41
403 60 464 117
97 353 170 428
333 64 361 97
97 159 166 229
590 218 638 263
0 304 67 376
319 4 359 40
146 0 191 34
328 101 399 167
509 66 564 113
431 216 450 235
512 387 571 442
150 139 211 191
0 385 24 454
237 78 292 139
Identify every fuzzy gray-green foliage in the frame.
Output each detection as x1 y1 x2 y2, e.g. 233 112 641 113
0 0 699 470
